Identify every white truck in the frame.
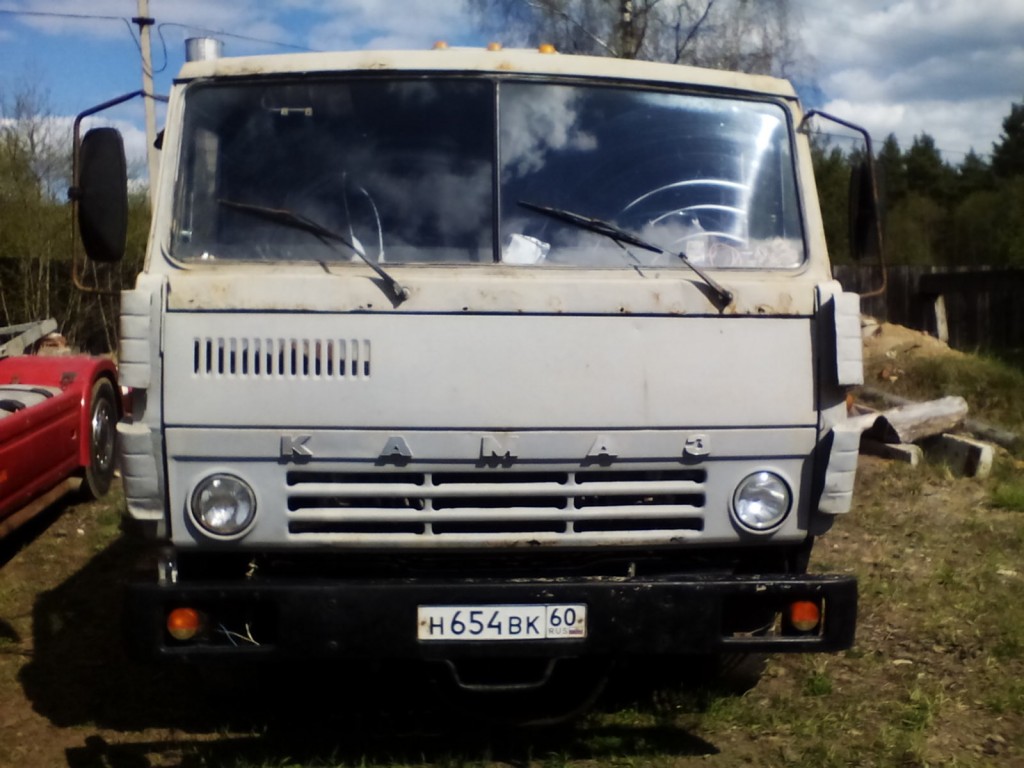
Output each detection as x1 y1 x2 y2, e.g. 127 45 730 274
75 44 869 715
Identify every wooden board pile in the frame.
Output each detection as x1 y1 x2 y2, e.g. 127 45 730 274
848 390 1010 478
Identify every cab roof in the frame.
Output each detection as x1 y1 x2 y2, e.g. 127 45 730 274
176 47 798 100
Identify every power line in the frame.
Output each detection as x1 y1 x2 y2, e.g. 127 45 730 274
158 22 317 52
0 8 316 53
809 128 992 163
0 8 124 21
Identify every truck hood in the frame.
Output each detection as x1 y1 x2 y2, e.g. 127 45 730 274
162 308 815 430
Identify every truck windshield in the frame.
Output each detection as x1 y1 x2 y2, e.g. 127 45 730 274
171 77 804 269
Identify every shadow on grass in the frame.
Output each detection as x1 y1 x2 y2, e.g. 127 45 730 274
65 723 718 768
24 534 722 766
0 492 79 570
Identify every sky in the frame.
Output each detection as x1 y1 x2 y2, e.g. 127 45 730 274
1 0 1022 170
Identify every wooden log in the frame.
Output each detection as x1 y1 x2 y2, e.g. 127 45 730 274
864 396 968 444
846 401 883 434
848 413 880 434
859 386 1019 449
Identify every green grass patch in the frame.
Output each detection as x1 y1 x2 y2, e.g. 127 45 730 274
991 479 1024 511
987 679 1024 715
802 664 834 697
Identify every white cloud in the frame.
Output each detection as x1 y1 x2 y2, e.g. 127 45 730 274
802 0 1024 158
823 95 1014 159
304 0 473 51
500 85 596 179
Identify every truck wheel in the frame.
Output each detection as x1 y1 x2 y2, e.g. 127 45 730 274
714 652 768 693
81 379 117 499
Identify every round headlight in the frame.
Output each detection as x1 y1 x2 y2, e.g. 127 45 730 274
190 474 257 538
732 471 791 533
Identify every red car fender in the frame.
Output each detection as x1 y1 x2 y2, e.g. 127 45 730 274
0 354 119 475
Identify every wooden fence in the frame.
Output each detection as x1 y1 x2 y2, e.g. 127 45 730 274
833 265 1024 353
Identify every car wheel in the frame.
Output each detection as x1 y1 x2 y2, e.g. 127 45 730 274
81 378 117 499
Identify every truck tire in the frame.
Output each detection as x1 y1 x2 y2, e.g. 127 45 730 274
714 652 768 693
81 378 116 499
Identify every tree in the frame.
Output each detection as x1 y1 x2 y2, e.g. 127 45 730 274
992 100 1024 179
954 149 993 199
876 133 907 206
884 194 944 266
0 79 146 351
0 83 70 325
468 0 804 76
904 133 953 202
810 136 853 263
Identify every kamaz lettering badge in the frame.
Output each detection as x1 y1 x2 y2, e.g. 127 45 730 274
280 435 313 459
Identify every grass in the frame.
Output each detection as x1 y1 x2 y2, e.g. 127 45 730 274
991 477 1024 511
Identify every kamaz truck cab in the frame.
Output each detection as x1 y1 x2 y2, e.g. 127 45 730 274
75 45 868 716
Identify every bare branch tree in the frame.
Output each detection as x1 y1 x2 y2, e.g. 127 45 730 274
466 0 806 77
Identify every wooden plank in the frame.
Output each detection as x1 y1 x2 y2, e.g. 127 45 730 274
860 439 923 466
864 396 968 444
918 269 1024 296
922 434 995 479
0 478 78 540
933 294 948 344
0 318 58 358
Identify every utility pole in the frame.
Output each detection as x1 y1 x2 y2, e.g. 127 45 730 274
133 0 159 208
615 0 638 59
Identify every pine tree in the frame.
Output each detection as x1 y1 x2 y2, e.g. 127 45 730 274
992 101 1024 179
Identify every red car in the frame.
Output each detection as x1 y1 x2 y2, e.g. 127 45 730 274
0 321 118 538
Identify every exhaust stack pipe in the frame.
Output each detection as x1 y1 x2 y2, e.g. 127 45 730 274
185 37 223 62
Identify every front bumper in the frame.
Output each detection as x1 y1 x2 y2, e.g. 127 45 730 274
126 573 857 661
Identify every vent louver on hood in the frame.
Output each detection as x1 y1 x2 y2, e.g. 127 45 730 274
192 337 371 379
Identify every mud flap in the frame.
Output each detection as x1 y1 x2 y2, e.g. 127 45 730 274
819 421 861 515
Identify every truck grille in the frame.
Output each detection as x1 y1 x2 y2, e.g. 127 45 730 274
285 467 705 543
192 336 370 379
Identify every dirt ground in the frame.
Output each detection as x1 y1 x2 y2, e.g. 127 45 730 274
861 318 963 361
1 326 1022 767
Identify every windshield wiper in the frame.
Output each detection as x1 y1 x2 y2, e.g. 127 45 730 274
519 201 733 306
219 199 409 303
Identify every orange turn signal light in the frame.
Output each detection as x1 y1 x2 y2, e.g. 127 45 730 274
789 600 821 632
538 43 557 54
167 607 203 641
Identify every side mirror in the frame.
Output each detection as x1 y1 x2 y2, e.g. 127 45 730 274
849 157 882 262
801 109 887 297
75 127 128 264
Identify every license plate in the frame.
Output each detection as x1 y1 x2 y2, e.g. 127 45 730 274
417 603 587 641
